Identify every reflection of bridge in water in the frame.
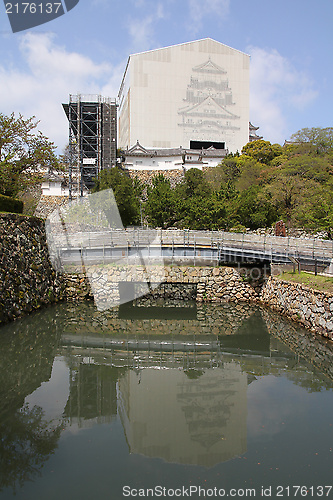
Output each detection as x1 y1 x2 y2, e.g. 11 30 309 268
59 302 333 467
60 301 268 357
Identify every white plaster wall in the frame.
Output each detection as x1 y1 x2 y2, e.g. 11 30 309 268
124 153 224 171
42 182 69 196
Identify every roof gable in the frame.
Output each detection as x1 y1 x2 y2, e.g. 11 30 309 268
193 57 226 75
127 140 149 154
129 38 249 59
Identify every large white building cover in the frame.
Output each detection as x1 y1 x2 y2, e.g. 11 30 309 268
118 38 250 154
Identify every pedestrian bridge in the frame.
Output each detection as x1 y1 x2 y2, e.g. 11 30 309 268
49 228 333 272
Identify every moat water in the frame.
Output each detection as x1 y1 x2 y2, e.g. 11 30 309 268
0 301 332 499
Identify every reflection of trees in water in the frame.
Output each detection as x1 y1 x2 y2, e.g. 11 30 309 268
0 307 62 414
0 307 63 493
0 404 62 493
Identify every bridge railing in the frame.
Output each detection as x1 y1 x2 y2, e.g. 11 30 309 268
48 226 333 263
155 229 332 261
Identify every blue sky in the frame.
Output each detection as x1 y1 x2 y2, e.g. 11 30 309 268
0 0 332 153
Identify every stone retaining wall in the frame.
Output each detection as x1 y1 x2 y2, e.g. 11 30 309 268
127 169 184 188
34 195 69 219
0 213 64 324
195 267 259 303
70 264 259 311
260 276 333 340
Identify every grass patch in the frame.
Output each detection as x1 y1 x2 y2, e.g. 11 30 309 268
277 271 333 294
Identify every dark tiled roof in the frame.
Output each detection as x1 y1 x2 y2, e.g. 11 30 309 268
125 141 228 159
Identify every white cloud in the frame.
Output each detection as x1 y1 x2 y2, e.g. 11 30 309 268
248 46 318 144
0 32 122 152
187 0 230 35
19 32 110 79
127 2 165 53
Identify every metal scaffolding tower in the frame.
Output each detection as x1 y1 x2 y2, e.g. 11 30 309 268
63 94 117 198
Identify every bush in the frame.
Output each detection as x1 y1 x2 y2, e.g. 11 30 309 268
0 194 24 214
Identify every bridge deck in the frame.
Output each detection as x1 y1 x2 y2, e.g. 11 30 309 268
48 228 333 268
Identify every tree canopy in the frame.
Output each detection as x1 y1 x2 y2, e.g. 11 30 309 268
290 127 333 155
0 112 59 198
241 139 283 164
90 126 333 236
152 130 333 233
92 166 142 227
145 174 176 229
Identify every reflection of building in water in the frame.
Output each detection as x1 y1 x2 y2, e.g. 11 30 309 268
59 303 333 466
63 362 119 428
117 362 247 467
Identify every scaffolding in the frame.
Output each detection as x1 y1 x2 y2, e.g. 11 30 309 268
63 94 117 198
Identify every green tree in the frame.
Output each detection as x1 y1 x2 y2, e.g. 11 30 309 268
236 185 278 229
0 112 59 197
174 169 212 228
204 158 240 190
264 171 312 226
92 167 141 227
145 174 177 228
293 184 333 233
279 155 332 184
241 139 283 164
290 127 333 154
178 168 211 199
217 179 239 201
172 194 227 230
236 158 266 191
